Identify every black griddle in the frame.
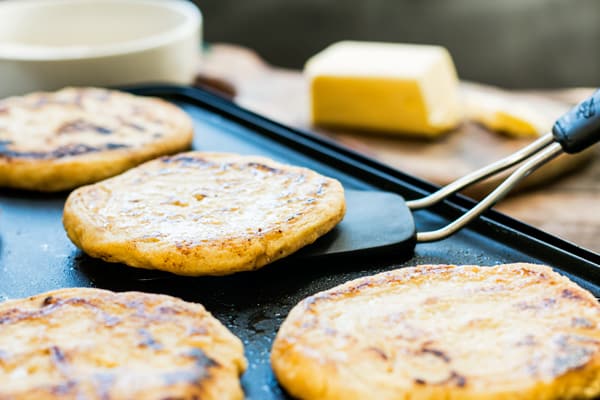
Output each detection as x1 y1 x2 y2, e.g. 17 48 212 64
0 85 599 399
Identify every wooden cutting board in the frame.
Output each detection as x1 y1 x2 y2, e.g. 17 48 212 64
194 44 600 251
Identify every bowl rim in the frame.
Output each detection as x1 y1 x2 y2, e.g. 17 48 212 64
0 0 201 61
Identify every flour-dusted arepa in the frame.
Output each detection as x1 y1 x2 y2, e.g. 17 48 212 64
271 263 600 400
0 288 246 400
63 152 346 276
0 87 193 191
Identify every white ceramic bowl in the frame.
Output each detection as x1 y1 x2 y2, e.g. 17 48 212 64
0 0 202 97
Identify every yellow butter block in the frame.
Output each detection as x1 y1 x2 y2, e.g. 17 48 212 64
304 41 462 137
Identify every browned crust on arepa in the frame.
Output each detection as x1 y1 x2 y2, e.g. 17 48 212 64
63 152 346 276
272 264 600 400
0 288 246 400
0 87 193 191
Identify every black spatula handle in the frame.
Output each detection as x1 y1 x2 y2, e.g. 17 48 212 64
552 89 600 153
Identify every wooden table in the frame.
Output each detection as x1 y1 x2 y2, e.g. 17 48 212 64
196 44 600 253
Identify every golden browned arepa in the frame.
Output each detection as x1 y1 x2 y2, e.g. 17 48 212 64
63 152 346 276
0 87 193 191
271 263 600 400
0 288 246 400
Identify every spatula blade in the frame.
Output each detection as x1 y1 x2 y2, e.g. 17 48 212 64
295 189 416 259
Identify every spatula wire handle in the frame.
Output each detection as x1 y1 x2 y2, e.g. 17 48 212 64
408 89 600 243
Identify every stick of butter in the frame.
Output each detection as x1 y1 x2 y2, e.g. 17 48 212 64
305 41 462 137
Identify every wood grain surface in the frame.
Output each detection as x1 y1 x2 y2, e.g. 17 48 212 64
195 44 599 253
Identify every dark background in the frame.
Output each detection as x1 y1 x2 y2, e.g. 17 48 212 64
193 0 600 89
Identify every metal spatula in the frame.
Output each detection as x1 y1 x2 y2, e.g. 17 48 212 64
297 89 600 259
